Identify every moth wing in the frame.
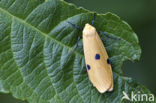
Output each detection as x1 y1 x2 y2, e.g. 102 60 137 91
83 24 113 93
108 80 113 91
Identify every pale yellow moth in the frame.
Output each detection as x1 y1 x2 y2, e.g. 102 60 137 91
82 23 113 93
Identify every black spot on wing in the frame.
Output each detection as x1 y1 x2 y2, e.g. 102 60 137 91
107 58 111 64
87 64 91 70
95 54 100 60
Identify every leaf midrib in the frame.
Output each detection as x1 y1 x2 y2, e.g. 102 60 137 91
0 6 138 82
0 6 145 102
0 7 84 57
0 5 132 85
0 6 85 103
0 6 139 63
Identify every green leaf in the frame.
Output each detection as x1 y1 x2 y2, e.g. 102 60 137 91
0 0 154 103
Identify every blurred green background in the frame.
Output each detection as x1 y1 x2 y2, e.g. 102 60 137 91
0 0 156 102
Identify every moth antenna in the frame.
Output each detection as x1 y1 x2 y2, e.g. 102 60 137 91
99 31 121 40
68 36 81 56
67 21 83 31
73 36 81 51
91 13 97 26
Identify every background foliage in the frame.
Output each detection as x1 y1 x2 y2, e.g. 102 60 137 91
0 0 156 103
64 0 156 94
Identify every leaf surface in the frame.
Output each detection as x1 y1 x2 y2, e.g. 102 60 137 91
0 0 154 103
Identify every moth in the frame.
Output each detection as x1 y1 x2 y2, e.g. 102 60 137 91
82 23 113 93
68 13 119 93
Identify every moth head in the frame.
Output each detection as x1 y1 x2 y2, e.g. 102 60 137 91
83 23 96 37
